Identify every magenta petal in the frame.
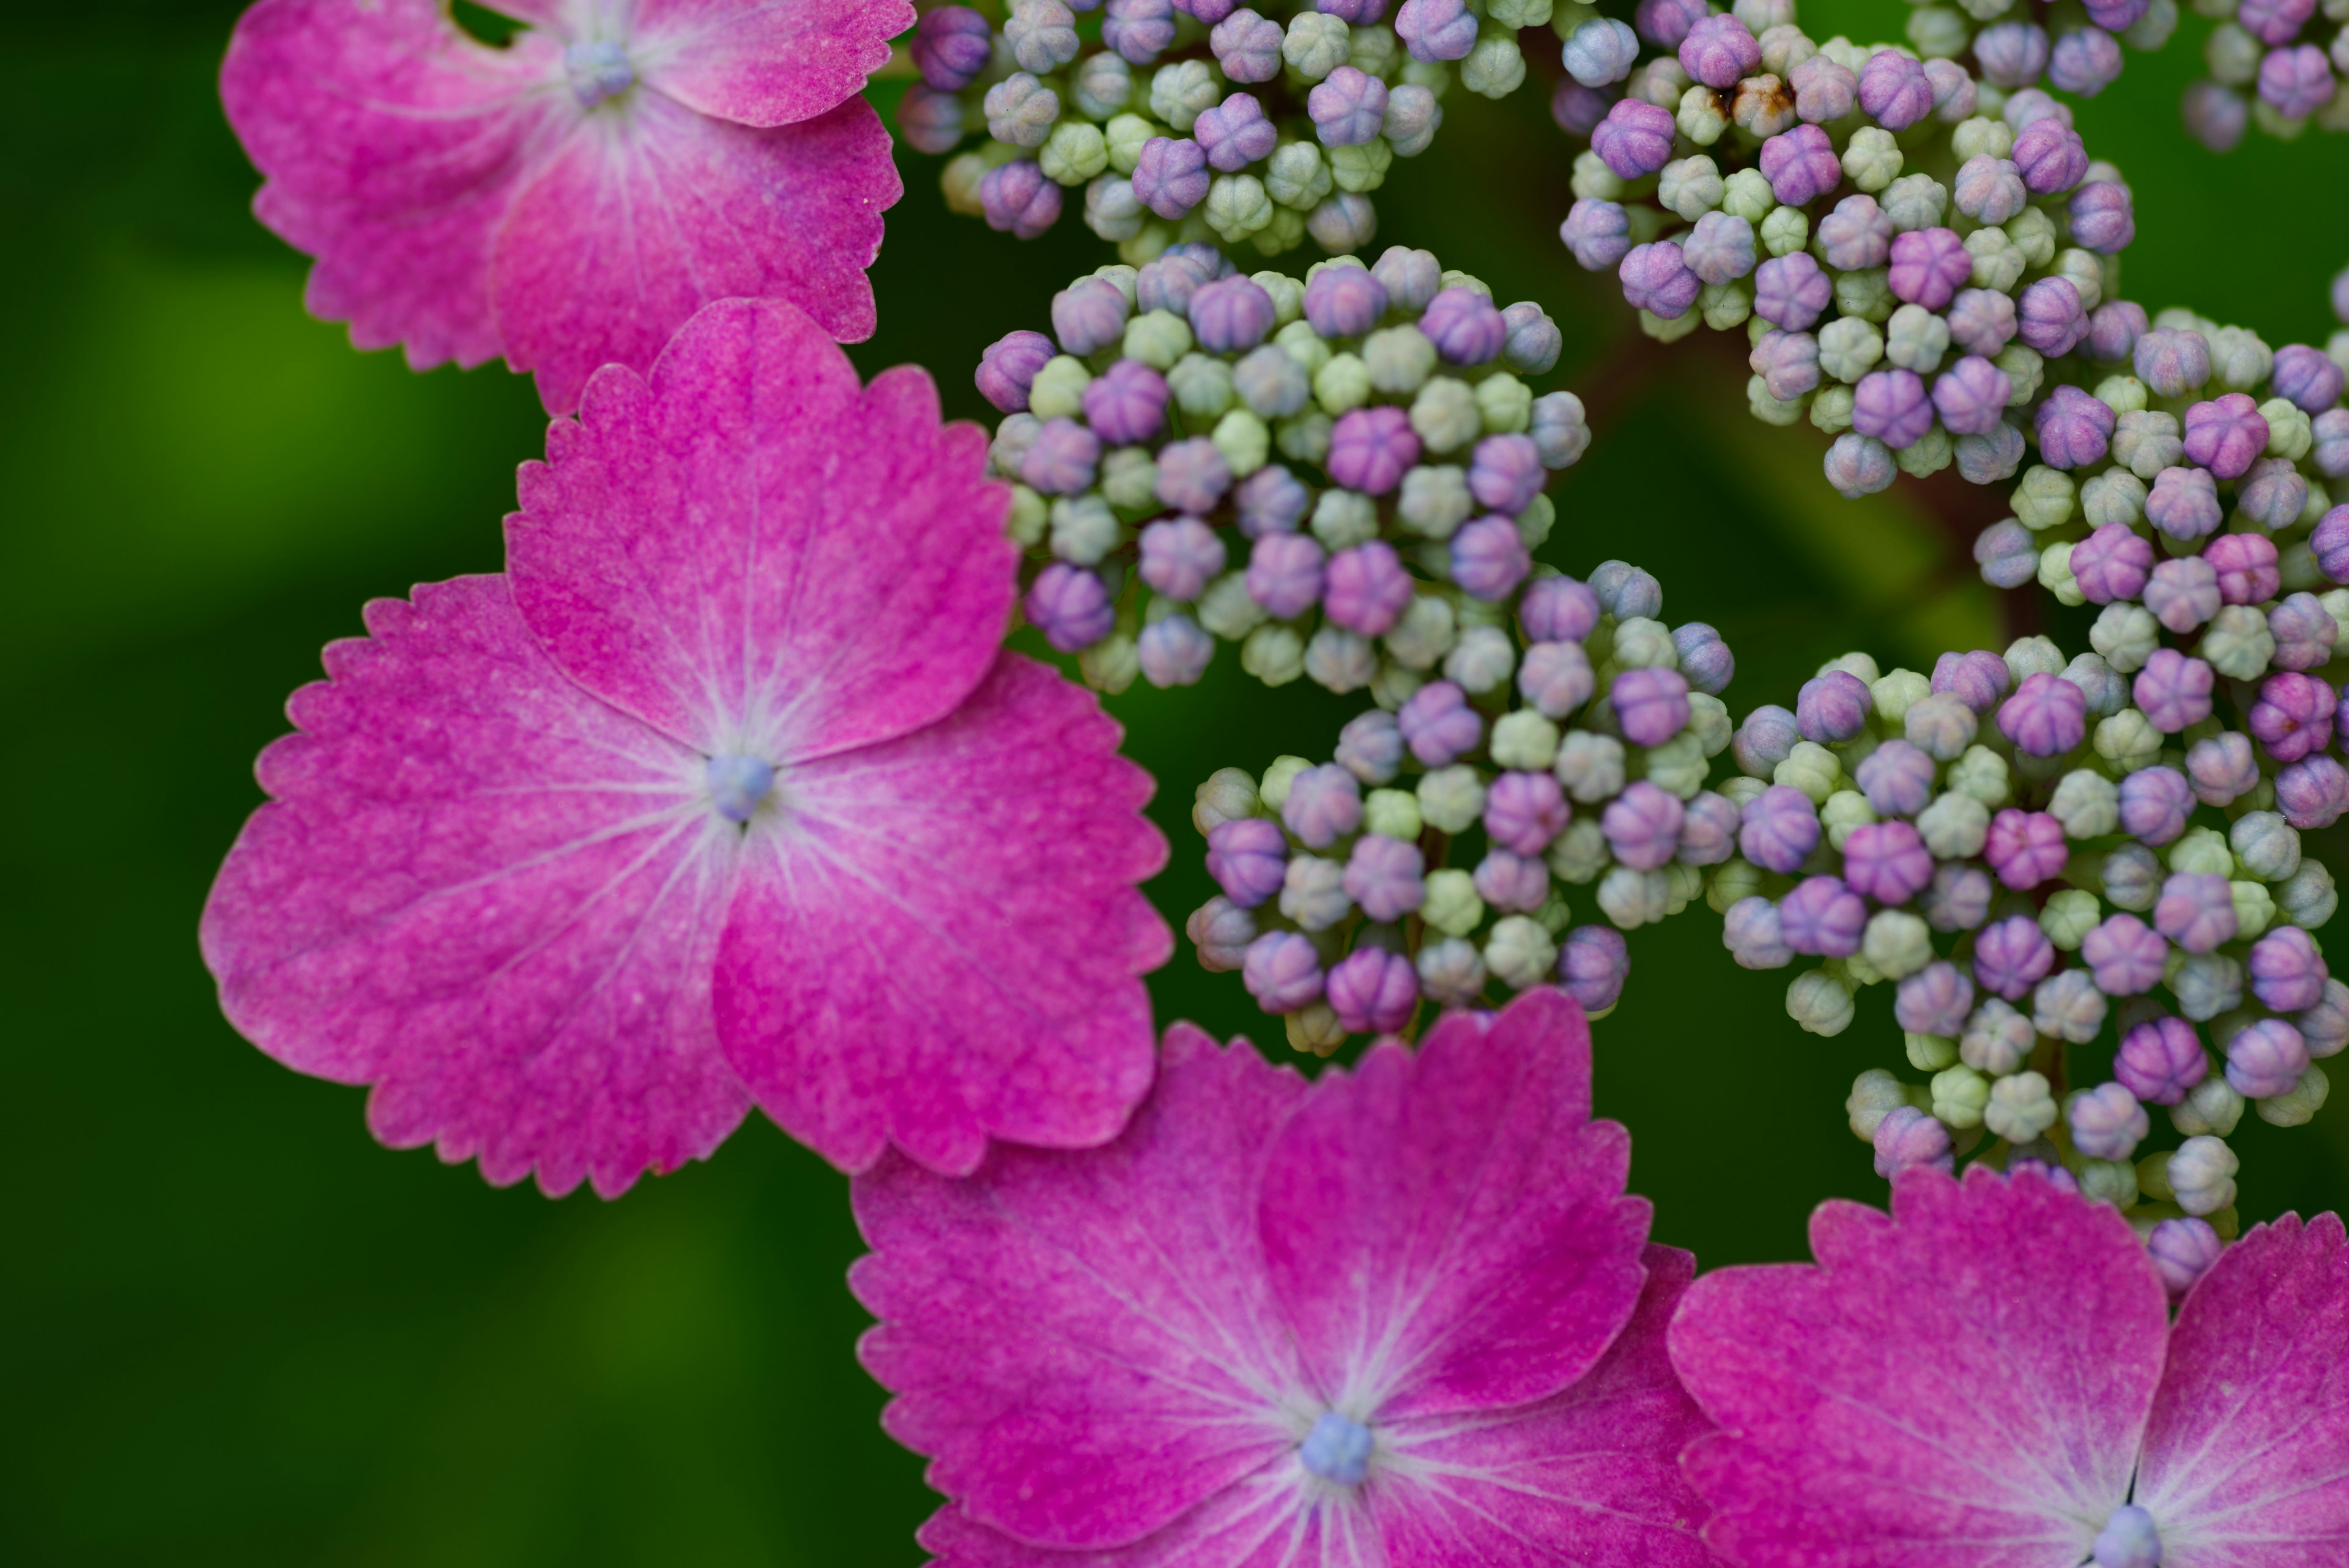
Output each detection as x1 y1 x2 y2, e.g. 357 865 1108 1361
198 576 750 1199
633 0 914 126
916 1476 1327 1566
718 655 1170 1175
1259 988 1652 1421
1669 1166 2168 1567
493 92 899 413
850 1025 1308 1551
509 297 1014 759
1375 1247 1720 1566
220 0 570 372
2136 1212 2349 1561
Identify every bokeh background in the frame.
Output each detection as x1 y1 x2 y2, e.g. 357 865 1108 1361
6 1 2345 1561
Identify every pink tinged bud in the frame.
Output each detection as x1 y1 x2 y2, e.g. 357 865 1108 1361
1975 20 2051 86
1760 124 1842 207
1210 9 1284 80
1326 406 1420 495
977 330 1057 412
1562 199 1634 272
1974 915 2058 1001
1952 154 2028 226
1887 228 1972 311
2317 505 2349 582
2250 672 2335 764
2276 753 2349 828
1923 56 1977 120
1618 241 1702 320
2156 871 2240 953
2182 393 2271 480
2269 592 2339 671
2147 1217 2224 1301
1474 849 1549 913
1724 896 1792 968
1242 929 1324 1011
1860 49 1934 128
2132 648 2216 734
1206 817 1288 907
1189 275 1278 353
2118 1014 2208 1104
1520 576 1601 643
1780 875 1868 957
2258 43 2334 119
1397 680 1483 766
1084 360 1171 445
1518 640 1596 717
913 6 995 89
2088 300 2148 363
2120 766 2195 846
1022 417 1100 495
2143 556 2222 633
1396 0 1478 61
1450 516 1532 602
1308 67 1389 147
1422 289 1510 366
1322 541 1414 636
2238 457 2309 530
1635 0 1708 48
1753 252 1833 333
1677 790 1742 865
1740 784 1822 874
1136 253 1211 315
1245 531 1326 619
1138 517 1227 601
2187 731 2262 804
2136 328 2213 397
2068 182 2135 255
1485 770 1571 857
2240 0 2317 45
1679 13 1762 87
1932 356 2015 437
1156 436 1231 514
1750 330 1821 401
1998 672 2090 757
1303 265 1390 336
1924 863 1993 932
1855 740 1937 817
2206 532 2281 606
1852 369 1935 449
1824 434 1895 499
981 160 1064 238
1790 671 1868 745
2068 522 2153 604
2017 278 2088 358
2085 915 2170 998
1282 764 1363 849
1613 666 1693 748
2034 385 2115 470
1844 820 1936 905
2069 1081 2149 1161
1054 277 1132 355
1819 196 1893 273
1559 925 1631 1013
1896 960 1974 1036
1104 0 1179 64
2184 81 2249 151
1874 1105 1954 1178
2227 1017 2312 1098
2272 344 2347 415
2145 466 2223 542
1933 649 2011 713
2013 116 2090 196
1326 946 1418 1033
2251 925 2329 1013
1131 136 1210 219
1790 51 1858 123
2049 27 2123 96
1026 562 1115 650
1984 809 2071 891
1603 780 1688 872
1592 98 1679 180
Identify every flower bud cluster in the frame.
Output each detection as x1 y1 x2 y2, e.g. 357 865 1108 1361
1184 557 1738 1054
977 246 1577 696
1741 633 2342 1231
907 0 1556 260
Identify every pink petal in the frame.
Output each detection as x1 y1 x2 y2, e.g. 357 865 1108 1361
1258 988 1653 1422
508 297 1014 759
492 91 898 414
2136 1211 2349 1564
1669 1165 2169 1568
916 1475 1357 1567
634 0 915 126
719 654 1169 1175
220 0 570 372
850 1025 1310 1552
198 576 750 1198
1375 1248 1720 1567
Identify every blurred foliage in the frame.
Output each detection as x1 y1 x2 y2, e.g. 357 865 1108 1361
1 2 2343 1564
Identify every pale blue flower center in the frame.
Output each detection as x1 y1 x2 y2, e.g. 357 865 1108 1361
2093 1504 2162 1568
705 756 776 824
565 40 636 108
1298 1411 1374 1486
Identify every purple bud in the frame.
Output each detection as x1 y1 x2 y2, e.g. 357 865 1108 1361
1050 280 1127 358
1561 198 1635 272
1326 406 1420 495
1732 705 1799 778
1923 56 1977 120
2145 466 2223 543
1082 359 1169 446
2185 80 2250 150
1844 820 1935 905
1923 863 1994 932
1953 155 2028 226
2087 0 2151 29
1791 50 1858 123
2240 453 2309 526
2068 523 2152 605
2132 648 2216 734
2240 0 2317 45
1395 0 1479 62
1724 896 1792 968
1559 926 1632 1013
1859 49 1934 129
2049 27 2124 97
1025 563 1115 652
2143 555 2221 632
1932 356 2015 437
2272 343 2347 415
1875 1106 1954 1178
1501 302 1562 375
1759 124 1842 207
1896 960 1975 1036
1673 623 1736 695
1326 946 1417 1033
2227 1017 2312 1098
2315 505 2349 581
1135 254 1211 315
1635 0 1709 48
1422 287 1510 364
1155 437 1231 515
1619 241 1702 321
1343 834 1427 923
1335 710 1403 784
1485 770 1570 857
2258 43 2334 119
2271 591 2339 671
1887 227 1972 311
2251 926 2330 1013
1316 0 1390 24
1371 247 1442 311
1795 670 1871 743
1302 266 1389 339
1474 849 1549 913
2084 302 2147 366
2183 393 2271 480
1282 764 1364 850
1469 435 1546 516
1973 914 2057 1001
1192 92 1275 171
1243 929 1324 1012
2147 1218 2223 1301
1138 517 1226 601
1323 540 1415 636
896 84 967 155
1551 78 1617 135
1020 417 1100 496
1245 531 1325 619
1613 666 1693 748
1099 0 1177 61
2157 871 2239 954
1130 136 1210 219
1856 740 1937 817
2206 532 2281 606
2134 330 2213 399
1996 671 2088 757
977 330 1058 414
2277 754 2349 829
1602 780 1688 872
2086 915 2170 999
1677 13 1761 89
1975 20 2051 87
981 160 1063 239
1683 210 1757 288
913 6 994 89
2018 278 2088 358
1753 252 1833 333
2251 673 2334 764
1750 330 1822 402
1206 816 1288 907
1235 464 1310 537
1187 275 1277 354
1210 7 1284 81
1138 614 1213 686
1397 680 1483 767
1514 584 1597 652
2069 1081 2148 1161
1985 809 2071 891
1308 65 1390 147
2187 731 2261 805
1187 895 1255 970
2118 1014 2208 1103
2067 183 2136 258
1437 516 1526 603
1852 368 1935 449
1933 649 2011 713
2120 765 2195 846
1740 784 1820 874
1180 0 1239 24
1678 790 1742 865
2033 385 2115 470
1781 875 1868 957
1948 290 2019 358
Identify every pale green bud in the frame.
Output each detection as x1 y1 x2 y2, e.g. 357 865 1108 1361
1759 204 1809 258
1241 623 1305 685
1962 997 2034 1075
1599 864 1672 928
2255 1064 2330 1126
1028 355 1093 420
1821 789 1877 852
2005 634 2064 683
1866 909 1934 978
1848 1067 1912 1139
1006 483 1048 548
1280 853 1350 930
1706 856 1764 912
1123 308 1193 368
1948 745 2011 808
1789 968 1857 1036
1410 376 1482 454
2038 542 2082 606
2167 1134 2238 1216
1660 155 1726 221
1842 125 1904 191
1266 140 1335 210
1169 352 1235 418
2011 466 2076 530
1349 20 1403 74
2050 247 2104 313
1556 731 1628 803
2005 206 2057 269
1834 268 1895 324
2231 811 2301 881
2080 468 2148 528
1820 651 1881 685
2231 879 2274 940
1808 383 1855 433
2263 397 2313 461
1148 58 1219 129
1818 317 1886 384
1197 571 1265 640
1328 139 1393 193
2095 709 2163 773
2049 770 2120 839
1871 669 1932 726
1966 226 2027 293
1414 765 1485 835
1907 4 1973 56
1260 756 1312 810
1286 1003 1345 1054
1315 352 1372 415
1932 1065 1992 1128
1050 494 1121 565
1395 465 1472 540
1491 710 1562 771
1463 26 1527 98
1646 732 1710 798
2077 1158 2139 1208
1041 119 1110 184
1907 1031 1960 1071
1700 281 1753 331
2091 374 2150 416
1951 116 2014 160
1445 625 1515 694
1422 867 1485 936
2040 888 2102 950
1775 740 1841 803
1485 915 1557 989
2200 606 2276 682
1995 343 2044 406
2169 825 2235 877
1570 149 1625 202
1748 374 1805 426
2167 948 2244 1020
1384 593 1457 669
1689 693 1733 757
1204 173 1275 241
1310 488 1377 550
1361 787 1422 842
2091 601 2160 673
1984 1070 2058 1142
1548 815 1611 884
2172 1077 2244 1139
2279 861 2338 929
1362 324 1437 395
1416 936 1486 1006
1275 319 1332 375
1721 776 1768 809
1896 424 1954 478
1213 409 1271 477
1721 166 1776 222
1611 616 1679 670
1105 113 1161 175
1918 790 1991 860
1883 303 1951 374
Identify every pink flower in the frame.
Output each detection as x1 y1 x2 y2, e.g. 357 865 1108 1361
221 0 908 414
199 301 1170 1197
853 989 1717 1567
1671 1167 2349 1568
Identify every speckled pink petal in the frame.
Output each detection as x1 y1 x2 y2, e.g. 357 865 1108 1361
722 653 1169 1176
507 297 1006 758
220 0 571 371
916 1473 1365 1567
492 91 897 414
1259 988 1651 1422
2136 1211 2349 1566
1669 1165 2168 1568
198 576 751 1199
1376 1249 1721 1567
634 0 915 125
851 1025 1308 1551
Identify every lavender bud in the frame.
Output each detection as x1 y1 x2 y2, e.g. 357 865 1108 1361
1132 136 1211 219
1211 7 1285 81
2276 754 2349 830
1243 929 1324 1011
1953 154 2028 226
1614 667 1693 748
2227 1017 2312 1099
1245 531 1326 619
1564 16 1642 86
1753 252 1833 333
1739 783 1820 873
1395 0 1479 62
2182 392 2271 479
1308 65 1390 147
1398 680 1483 766
2147 1219 2223 1301
1450 515 1532 601
1874 1105 1954 1176
1759 124 1843 207
1733 704 1801 778
1334 710 1405 786
2270 591 2339 670
1206 817 1288 908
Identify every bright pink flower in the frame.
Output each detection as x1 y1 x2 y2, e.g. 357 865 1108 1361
854 989 1717 1567
221 0 908 413
1670 1165 2349 1568
200 302 1169 1196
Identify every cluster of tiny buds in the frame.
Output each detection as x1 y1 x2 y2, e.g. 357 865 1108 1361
1709 633 2342 1241
974 244 1586 697
1183 560 1741 1054
903 0 1563 261
2183 0 2349 146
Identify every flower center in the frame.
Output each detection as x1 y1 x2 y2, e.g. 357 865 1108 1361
1298 1411 1374 1486
565 40 636 109
2092 1504 2162 1568
705 755 776 825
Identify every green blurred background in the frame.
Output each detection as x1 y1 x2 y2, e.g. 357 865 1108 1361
4 2 2345 1562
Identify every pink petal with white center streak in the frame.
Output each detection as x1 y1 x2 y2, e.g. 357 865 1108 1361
220 0 570 371
508 298 1012 760
1258 989 1652 1423
2135 1211 2349 1567
1376 1249 1722 1567
1668 1165 2169 1568
719 655 1168 1176
198 575 750 1199
491 92 897 414
851 1025 1308 1551
634 0 916 126
917 1474 1372 1567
